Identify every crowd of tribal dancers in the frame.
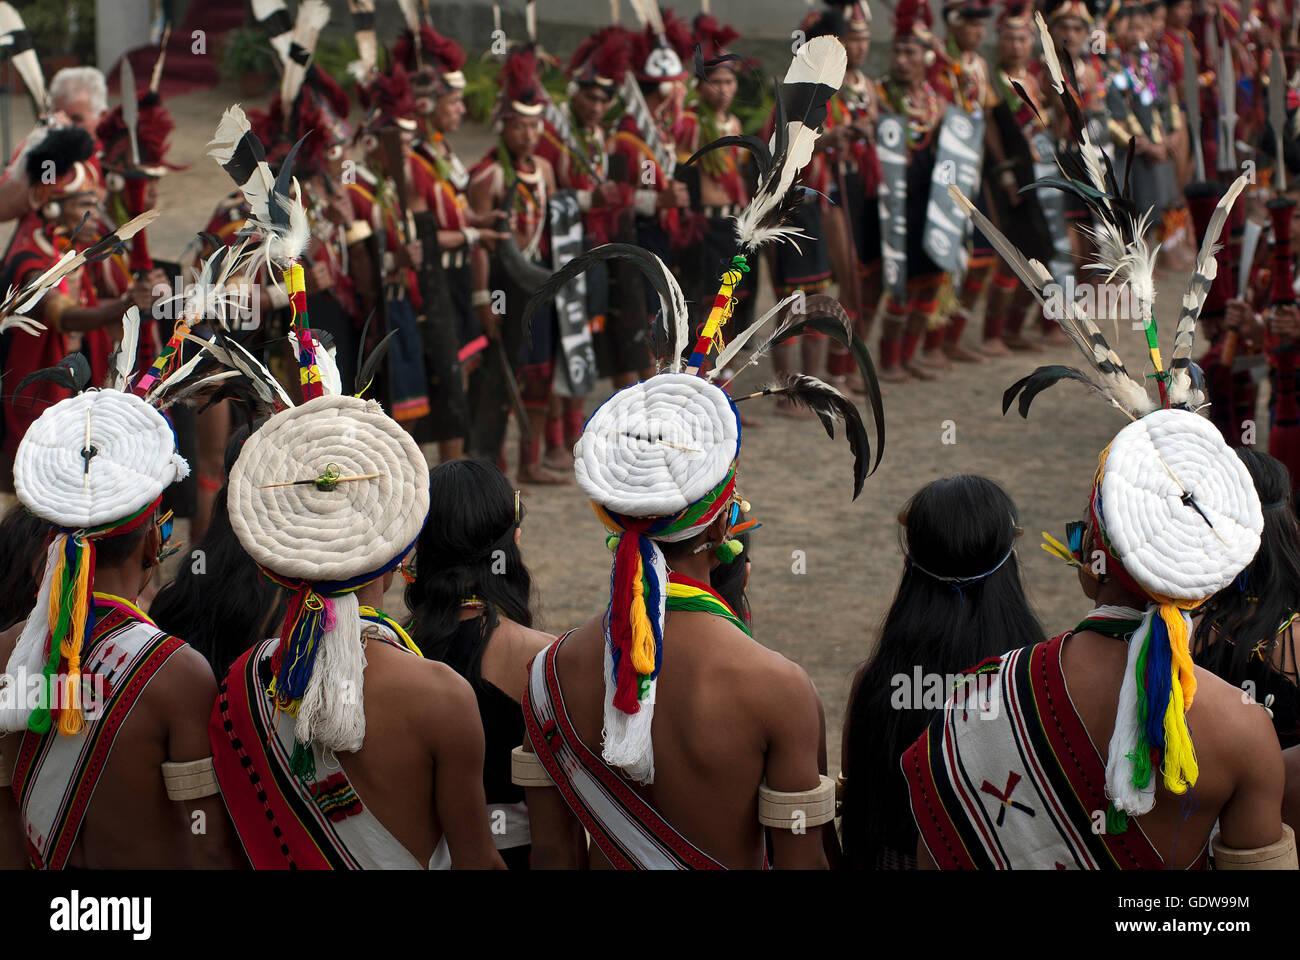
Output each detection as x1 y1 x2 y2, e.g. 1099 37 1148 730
0 0 1298 872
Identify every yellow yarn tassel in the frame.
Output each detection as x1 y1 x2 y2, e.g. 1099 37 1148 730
1159 603 1197 709
57 543 92 736
628 552 657 677
47 536 67 637
1161 669 1199 794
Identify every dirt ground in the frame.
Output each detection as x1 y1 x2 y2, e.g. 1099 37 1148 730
7 81 1257 776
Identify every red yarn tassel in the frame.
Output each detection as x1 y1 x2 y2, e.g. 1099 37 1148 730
609 524 647 714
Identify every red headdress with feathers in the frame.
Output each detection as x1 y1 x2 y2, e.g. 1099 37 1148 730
358 62 420 134
248 70 353 174
631 9 692 82
394 23 468 97
893 0 936 44
692 13 740 65
496 46 546 121
996 0 1035 30
96 96 181 180
569 25 633 93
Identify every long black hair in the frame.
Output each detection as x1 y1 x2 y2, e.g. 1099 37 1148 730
0 506 48 631
1193 449 1300 684
841 475 1044 870
709 531 752 628
149 421 285 679
406 459 534 686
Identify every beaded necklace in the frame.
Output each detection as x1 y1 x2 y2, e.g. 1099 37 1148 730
358 605 423 656
882 79 941 149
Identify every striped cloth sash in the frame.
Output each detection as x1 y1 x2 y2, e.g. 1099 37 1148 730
521 634 725 870
209 636 425 870
902 633 1209 870
12 605 184 869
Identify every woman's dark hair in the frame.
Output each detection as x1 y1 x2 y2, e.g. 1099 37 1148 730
841 475 1043 870
406 459 533 685
0 506 49 630
1193 449 1300 684
709 531 751 627
150 420 285 679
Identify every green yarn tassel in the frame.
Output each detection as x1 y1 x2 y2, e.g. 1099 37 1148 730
289 741 316 782
1131 632 1154 789
1106 802 1128 835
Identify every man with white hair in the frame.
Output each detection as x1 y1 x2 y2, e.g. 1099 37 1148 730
0 66 109 223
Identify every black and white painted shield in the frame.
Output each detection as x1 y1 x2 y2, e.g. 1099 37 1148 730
549 190 597 397
923 106 985 274
1030 131 1073 288
877 114 908 301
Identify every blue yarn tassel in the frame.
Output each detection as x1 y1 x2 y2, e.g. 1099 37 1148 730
1144 613 1173 755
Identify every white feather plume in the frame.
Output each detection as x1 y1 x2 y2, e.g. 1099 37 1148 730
1168 172 1251 406
280 0 332 107
207 105 276 223
733 36 846 253
114 306 141 391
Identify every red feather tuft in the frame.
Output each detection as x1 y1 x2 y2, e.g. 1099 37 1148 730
96 100 179 171
568 25 633 84
307 67 350 121
691 14 739 61
660 9 695 60
894 0 935 39
499 46 542 105
394 24 466 75
358 63 418 123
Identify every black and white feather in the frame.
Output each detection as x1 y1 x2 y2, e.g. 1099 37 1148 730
521 243 690 368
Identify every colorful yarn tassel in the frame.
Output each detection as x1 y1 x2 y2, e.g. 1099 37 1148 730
268 587 335 714
285 263 323 402
132 320 192 397
685 255 748 375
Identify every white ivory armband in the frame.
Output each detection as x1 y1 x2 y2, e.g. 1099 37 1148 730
576 189 593 212
1212 824 1298 870
161 757 220 801
758 775 836 829
511 745 553 787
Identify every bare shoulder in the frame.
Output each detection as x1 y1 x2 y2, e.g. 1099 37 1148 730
1190 665 1281 755
422 659 481 731
688 614 819 704
150 643 218 710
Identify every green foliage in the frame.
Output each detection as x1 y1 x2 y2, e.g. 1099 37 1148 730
17 0 94 63
218 28 277 82
733 67 777 136
458 54 573 124
311 33 361 89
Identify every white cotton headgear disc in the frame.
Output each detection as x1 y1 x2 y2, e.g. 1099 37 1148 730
14 390 189 529
1098 408 1263 601
228 394 430 583
574 373 741 519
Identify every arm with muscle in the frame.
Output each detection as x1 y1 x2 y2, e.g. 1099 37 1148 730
762 658 830 870
1217 698 1286 851
159 646 243 868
